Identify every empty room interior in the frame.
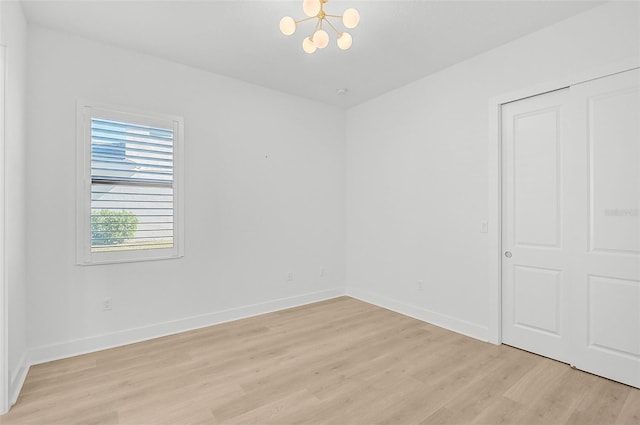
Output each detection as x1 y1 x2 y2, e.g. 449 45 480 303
1 0 639 423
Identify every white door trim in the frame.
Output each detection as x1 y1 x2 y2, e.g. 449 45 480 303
487 56 640 345
0 43 8 415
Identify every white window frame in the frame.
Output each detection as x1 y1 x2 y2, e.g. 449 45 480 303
76 101 185 265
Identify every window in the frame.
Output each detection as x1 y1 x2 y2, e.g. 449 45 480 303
77 102 184 264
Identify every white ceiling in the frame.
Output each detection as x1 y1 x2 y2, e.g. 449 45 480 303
21 0 604 108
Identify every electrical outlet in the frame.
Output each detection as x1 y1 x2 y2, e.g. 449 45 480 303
320 268 326 278
417 281 423 291
287 272 294 282
103 297 112 311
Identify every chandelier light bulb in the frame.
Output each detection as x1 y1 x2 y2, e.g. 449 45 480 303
337 32 352 50
313 29 329 48
303 0 321 17
342 8 360 29
279 16 296 36
303 36 317 54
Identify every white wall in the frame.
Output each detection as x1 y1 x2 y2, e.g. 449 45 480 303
26 26 346 362
346 2 640 340
0 0 29 410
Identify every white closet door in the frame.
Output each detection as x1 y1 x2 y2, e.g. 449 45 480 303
501 89 571 364
502 68 640 389
568 68 640 388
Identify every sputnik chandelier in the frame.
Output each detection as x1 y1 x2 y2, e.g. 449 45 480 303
279 0 360 53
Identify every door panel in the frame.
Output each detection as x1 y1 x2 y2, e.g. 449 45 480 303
502 89 570 363
514 109 562 248
588 87 640 254
588 275 640 358
513 266 561 335
569 68 640 388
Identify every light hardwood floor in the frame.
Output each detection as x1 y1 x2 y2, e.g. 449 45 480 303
1 296 639 425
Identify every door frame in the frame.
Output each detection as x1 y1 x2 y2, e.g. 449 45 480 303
486 56 640 345
0 42 8 415
0 43 7 415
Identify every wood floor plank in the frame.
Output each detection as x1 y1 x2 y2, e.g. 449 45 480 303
220 389 320 425
567 374 632 425
512 367 590 425
615 388 640 425
1 296 638 425
419 350 540 425
470 396 524 425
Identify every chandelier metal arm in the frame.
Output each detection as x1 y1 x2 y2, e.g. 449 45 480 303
295 16 316 25
323 17 342 36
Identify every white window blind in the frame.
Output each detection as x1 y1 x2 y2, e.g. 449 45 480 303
77 103 184 265
91 118 174 252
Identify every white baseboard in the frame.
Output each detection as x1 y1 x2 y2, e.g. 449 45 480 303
27 288 346 367
346 286 489 341
9 352 29 407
